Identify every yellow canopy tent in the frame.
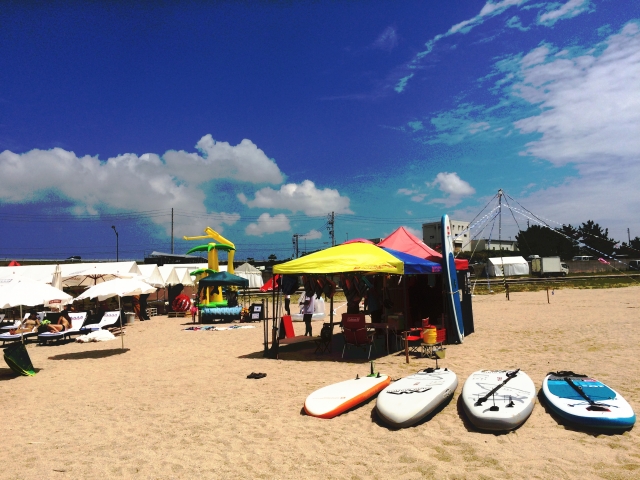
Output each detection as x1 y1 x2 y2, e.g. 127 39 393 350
273 243 404 275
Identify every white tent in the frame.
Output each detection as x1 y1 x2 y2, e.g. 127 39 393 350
158 266 181 286
174 267 195 287
234 263 264 288
137 264 165 288
487 256 530 277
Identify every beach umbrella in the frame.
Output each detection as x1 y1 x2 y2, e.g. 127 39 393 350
0 277 73 309
52 264 62 291
74 278 157 349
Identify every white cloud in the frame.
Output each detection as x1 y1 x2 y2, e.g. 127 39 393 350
302 229 322 240
241 180 353 216
507 22 640 240
0 134 285 237
469 121 491 134
521 45 551 67
538 0 592 25
407 121 424 132
402 226 423 238
245 213 291 237
513 23 640 167
373 26 398 52
163 135 283 185
428 172 476 207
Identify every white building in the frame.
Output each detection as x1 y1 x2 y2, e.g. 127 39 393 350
422 219 471 253
470 239 518 252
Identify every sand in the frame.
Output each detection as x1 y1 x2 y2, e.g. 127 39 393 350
1 286 639 479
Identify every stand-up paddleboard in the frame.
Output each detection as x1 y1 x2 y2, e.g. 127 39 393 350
441 214 464 343
376 367 457 427
542 372 636 431
305 366 391 419
462 369 536 431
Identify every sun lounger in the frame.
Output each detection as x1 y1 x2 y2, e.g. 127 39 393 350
82 311 122 331
0 330 38 345
0 313 30 332
37 312 88 345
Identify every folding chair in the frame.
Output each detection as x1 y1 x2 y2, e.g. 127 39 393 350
404 328 424 355
341 314 375 359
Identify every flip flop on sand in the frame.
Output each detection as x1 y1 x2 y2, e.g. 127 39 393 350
247 372 267 379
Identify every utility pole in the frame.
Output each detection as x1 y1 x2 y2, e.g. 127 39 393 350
171 208 174 254
111 225 119 262
327 211 335 247
292 234 300 258
628 228 631 245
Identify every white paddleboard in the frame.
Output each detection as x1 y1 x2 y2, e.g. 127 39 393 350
542 372 636 431
304 373 391 419
441 214 464 343
462 369 536 431
376 367 458 427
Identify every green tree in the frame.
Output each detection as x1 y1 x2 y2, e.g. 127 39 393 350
514 224 579 260
578 220 616 256
268 254 277 262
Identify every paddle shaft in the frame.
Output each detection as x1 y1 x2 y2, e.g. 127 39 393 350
475 369 520 405
563 376 598 406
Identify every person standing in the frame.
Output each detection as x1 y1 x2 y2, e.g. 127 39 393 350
284 295 291 316
301 293 315 336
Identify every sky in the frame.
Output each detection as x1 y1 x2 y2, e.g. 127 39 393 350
1 0 639 261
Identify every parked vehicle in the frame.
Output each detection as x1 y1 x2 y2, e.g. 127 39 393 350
572 256 593 261
531 256 569 277
629 260 640 271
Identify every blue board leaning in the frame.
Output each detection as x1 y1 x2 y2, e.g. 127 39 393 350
441 214 464 343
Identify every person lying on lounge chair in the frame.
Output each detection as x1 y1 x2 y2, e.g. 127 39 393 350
46 308 72 333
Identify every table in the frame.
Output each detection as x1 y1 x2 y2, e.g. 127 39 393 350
366 323 392 354
420 342 444 359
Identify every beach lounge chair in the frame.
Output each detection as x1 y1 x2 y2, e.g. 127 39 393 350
37 312 89 345
82 311 122 331
0 313 30 332
0 330 38 345
341 313 375 359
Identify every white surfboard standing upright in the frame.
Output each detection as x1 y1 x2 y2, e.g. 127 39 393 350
441 214 464 343
376 368 458 428
461 369 536 431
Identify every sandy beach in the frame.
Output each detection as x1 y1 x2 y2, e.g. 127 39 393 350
2 286 639 479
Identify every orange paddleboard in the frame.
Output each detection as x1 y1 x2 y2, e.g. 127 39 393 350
304 374 391 419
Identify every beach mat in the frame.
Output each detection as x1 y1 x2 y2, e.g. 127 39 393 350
3 342 36 376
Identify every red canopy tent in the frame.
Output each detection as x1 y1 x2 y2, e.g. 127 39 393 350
8 260 21 266
377 226 468 271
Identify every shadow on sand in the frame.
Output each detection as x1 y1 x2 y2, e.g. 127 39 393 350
48 348 130 361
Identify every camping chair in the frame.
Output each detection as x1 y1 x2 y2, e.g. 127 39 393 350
341 314 376 359
404 328 424 355
314 323 334 354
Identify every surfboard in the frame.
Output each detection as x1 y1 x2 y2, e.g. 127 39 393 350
376 367 457 427
461 369 536 431
441 214 464 343
304 373 391 419
542 372 636 431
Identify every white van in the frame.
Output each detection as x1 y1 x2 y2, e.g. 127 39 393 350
572 256 593 261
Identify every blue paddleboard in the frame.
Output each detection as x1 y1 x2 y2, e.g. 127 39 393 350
441 214 464 343
542 372 636 431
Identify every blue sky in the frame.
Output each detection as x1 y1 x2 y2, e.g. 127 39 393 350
1 0 639 261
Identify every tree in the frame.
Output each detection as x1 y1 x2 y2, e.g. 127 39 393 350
246 257 255 263
578 220 616 256
514 224 579 260
268 254 277 263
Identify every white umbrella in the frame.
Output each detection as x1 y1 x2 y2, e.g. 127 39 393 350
52 264 62 291
0 277 73 309
74 278 156 349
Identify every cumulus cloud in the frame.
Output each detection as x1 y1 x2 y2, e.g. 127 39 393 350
402 226 423 238
373 26 398 51
0 134 285 236
397 188 426 203
163 135 283 185
302 229 323 240
538 0 592 25
428 172 476 207
469 122 491 134
239 180 353 216
245 213 291 236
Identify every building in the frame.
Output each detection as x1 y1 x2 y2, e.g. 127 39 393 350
422 219 471 253
469 239 519 252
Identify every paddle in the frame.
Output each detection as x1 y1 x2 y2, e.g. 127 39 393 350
563 376 610 411
474 369 520 406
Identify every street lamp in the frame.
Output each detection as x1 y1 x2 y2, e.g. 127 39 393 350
111 225 119 262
